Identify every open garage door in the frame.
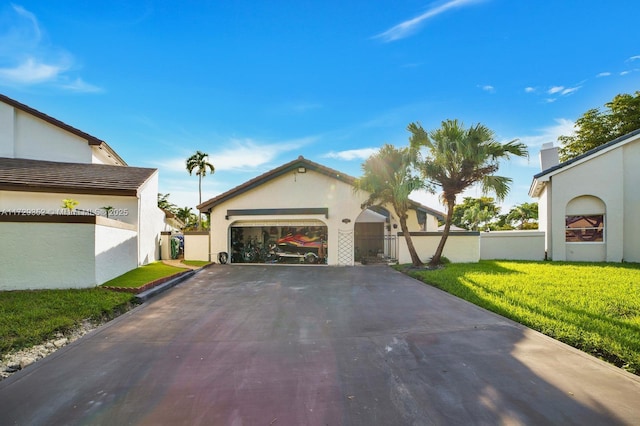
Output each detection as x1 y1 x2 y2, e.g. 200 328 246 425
230 220 327 264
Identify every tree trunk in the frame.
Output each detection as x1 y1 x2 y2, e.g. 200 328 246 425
400 216 423 267
430 197 455 266
197 174 202 230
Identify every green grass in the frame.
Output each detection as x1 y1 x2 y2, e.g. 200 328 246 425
100 262 188 288
181 260 210 267
0 289 134 355
400 260 640 374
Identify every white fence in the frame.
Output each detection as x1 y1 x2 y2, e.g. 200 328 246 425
480 231 545 261
398 232 481 263
184 231 210 261
0 215 137 290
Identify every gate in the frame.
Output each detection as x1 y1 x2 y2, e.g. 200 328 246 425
338 229 354 266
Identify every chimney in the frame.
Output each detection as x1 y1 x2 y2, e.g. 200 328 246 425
539 142 559 171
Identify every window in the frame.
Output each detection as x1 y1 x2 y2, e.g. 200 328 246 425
565 215 604 242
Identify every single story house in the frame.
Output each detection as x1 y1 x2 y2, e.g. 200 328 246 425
198 156 448 265
529 129 640 262
0 94 168 290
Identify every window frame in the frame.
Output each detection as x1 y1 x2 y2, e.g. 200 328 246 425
565 214 605 244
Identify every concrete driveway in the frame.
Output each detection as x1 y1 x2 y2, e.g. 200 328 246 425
1 265 639 425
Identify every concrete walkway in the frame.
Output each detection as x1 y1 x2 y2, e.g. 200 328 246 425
1 265 639 425
161 258 203 270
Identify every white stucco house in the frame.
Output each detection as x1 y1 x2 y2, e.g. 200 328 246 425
529 129 640 262
197 156 453 266
0 94 168 290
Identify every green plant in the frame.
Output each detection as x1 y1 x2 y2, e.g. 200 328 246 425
0 289 134 355
101 206 114 218
61 198 79 211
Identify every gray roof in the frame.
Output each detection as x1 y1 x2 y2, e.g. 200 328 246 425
0 157 156 196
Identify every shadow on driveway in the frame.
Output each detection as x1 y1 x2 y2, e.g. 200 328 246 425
1 265 639 425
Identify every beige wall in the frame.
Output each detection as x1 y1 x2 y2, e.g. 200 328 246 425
480 230 546 261
398 232 480 264
184 232 209 261
623 140 640 262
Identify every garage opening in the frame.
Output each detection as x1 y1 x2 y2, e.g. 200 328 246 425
230 221 327 264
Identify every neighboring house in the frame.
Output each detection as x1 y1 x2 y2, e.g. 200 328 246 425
198 156 445 266
0 94 166 290
529 129 640 262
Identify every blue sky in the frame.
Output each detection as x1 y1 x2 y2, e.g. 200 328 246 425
1 0 639 214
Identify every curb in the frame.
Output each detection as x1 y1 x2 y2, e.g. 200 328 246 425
134 269 197 303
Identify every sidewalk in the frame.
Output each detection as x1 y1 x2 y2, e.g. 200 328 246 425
161 259 202 270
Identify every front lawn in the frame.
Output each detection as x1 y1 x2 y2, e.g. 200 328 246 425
0 289 134 355
100 262 188 289
401 260 640 374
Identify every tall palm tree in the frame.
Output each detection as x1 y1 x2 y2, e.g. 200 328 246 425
356 144 425 267
186 151 215 229
409 119 528 266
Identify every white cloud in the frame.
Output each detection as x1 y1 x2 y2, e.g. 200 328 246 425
547 86 564 95
0 57 65 84
153 136 315 174
510 118 575 168
11 4 42 41
374 0 486 42
524 87 535 93
620 70 630 76
60 77 104 93
323 147 378 161
561 86 581 96
0 5 101 92
627 55 640 62
480 84 495 93
597 72 611 77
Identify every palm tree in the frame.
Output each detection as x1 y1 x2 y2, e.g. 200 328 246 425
409 119 528 266
186 151 215 229
506 202 538 229
462 204 493 231
176 206 196 229
355 144 425 267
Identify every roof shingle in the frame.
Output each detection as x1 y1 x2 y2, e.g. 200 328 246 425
0 157 156 196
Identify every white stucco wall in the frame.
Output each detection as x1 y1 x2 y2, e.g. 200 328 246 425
0 222 96 290
480 230 546 260
0 102 15 158
397 233 480 264
547 147 624 262
623 140 640 262
137 171 164 265
95 219 137 284
13 109 94 163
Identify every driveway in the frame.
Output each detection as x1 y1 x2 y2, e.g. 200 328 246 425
1 265 639 425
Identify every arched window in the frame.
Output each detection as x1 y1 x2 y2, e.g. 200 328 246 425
565 196 605 243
